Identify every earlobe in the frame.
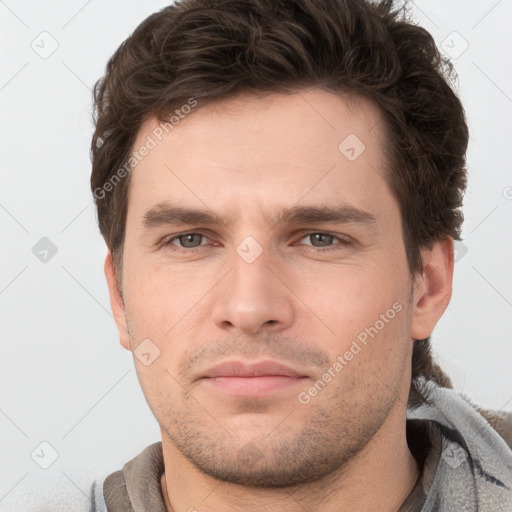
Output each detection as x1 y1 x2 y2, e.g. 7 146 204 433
104 252 131 351
410 237 454 340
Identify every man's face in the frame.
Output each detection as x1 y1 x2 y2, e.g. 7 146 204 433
114 89 419 486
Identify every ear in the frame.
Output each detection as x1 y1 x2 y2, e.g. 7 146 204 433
410 236 454 340
104 252 131 351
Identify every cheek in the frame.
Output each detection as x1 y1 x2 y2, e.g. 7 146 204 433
122 251 188 328
133 361 178 423
291 257 408 339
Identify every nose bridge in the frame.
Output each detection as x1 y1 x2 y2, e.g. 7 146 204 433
211 239 294 333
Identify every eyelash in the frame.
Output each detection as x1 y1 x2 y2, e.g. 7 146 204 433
159 231 352 254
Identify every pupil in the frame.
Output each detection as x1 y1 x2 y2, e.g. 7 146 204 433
181 234 201 247
312 233 332 246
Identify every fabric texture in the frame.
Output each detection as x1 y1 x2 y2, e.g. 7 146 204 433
91 379 512 511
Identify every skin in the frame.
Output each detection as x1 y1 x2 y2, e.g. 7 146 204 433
105 89 454 512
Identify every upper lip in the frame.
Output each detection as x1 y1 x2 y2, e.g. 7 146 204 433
200 360 307 379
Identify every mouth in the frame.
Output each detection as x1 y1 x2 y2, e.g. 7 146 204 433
198 360 310 396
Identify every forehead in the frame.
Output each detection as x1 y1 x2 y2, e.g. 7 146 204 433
126 89 394 222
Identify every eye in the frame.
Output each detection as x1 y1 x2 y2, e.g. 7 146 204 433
158 230 353 255
297 231 352 250
162 232 210 252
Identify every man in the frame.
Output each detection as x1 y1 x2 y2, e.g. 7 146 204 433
89 0 512 510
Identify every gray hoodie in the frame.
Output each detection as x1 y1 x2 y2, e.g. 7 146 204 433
90 379 512 511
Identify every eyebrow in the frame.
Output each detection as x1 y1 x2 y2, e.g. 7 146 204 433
142 202 377 231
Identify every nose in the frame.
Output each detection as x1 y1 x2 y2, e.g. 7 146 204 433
211 247 295 335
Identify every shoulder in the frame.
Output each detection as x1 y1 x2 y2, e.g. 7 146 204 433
474 407 512 449
89 442 164 512
408 380 512 510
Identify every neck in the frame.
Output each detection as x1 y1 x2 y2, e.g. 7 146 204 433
160 402 419 512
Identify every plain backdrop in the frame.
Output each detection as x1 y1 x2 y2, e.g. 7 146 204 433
1 0 511 510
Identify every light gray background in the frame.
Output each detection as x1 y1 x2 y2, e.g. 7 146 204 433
1 0 511 510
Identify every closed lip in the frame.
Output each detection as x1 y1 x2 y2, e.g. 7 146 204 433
199 360 308 379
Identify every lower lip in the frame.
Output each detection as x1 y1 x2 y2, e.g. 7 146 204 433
202 376 308 396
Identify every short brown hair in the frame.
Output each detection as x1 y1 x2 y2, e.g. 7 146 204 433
90 0 467 405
